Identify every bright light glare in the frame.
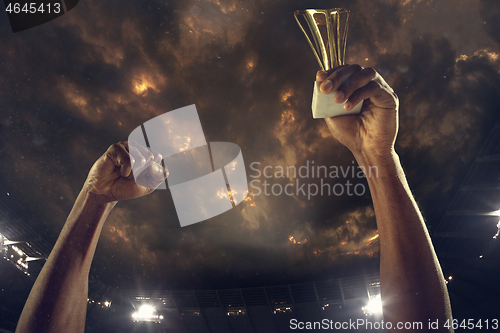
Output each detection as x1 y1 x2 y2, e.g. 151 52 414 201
131 304 162 322
138 304 155 316
362 295 383 315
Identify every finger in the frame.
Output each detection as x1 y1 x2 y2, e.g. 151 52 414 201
105 143 133 178
320 64 362 94
152 150 163 164
316 65 349 83
344 79 398 111
128 144 145 177
134 163 168 190
131 142 164 176
120 140 130 152
334 67 377 104
130 140 154 163
133 169 158 190
316 70 328 82
116 142 134 178
128 140 154 174
149 161 168 182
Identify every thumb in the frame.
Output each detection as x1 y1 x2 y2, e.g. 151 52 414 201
316 70 328 83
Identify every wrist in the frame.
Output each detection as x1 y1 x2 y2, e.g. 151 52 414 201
353 148 401 180
79 187 118 211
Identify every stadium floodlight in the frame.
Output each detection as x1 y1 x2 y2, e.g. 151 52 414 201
0 233 24 247
493 221 500 239
26 257 46 262
4 240 23 246
131 304 163 323
138 304 154 317
11 245 24 256
488 209 500 216
362 295 383 315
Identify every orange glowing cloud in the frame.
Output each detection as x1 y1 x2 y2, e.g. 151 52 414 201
286 206 379 262
132 73 166 95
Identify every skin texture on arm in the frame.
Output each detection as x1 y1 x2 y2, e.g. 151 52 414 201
15 141 167 333
317 66 453 332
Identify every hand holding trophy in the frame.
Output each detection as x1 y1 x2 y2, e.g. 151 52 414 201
295 8 363 118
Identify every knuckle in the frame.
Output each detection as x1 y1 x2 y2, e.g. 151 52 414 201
334 65 344 70
363 67 377 78
109 143 119 152
331 65 348 79
350 64 362 72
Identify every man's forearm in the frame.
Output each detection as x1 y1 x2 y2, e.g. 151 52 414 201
355 151 453 332
16 190 116 333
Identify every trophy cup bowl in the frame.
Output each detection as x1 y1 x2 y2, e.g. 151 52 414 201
294 8 363 118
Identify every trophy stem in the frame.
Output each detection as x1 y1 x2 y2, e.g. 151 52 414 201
327 13 336 68
340 11 350 65
294 10 326 71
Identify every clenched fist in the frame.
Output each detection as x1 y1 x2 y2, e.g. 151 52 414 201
317 65 399 159
84 141 168 203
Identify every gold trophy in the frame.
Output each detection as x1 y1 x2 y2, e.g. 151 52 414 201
294 8 363 118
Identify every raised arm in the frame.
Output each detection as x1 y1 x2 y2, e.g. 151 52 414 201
317 66 453 332
16 141 167 333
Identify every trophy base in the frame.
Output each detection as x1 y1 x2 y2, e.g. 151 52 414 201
312 81 363 118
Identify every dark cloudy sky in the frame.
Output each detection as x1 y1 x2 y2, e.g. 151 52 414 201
0 0 499 291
